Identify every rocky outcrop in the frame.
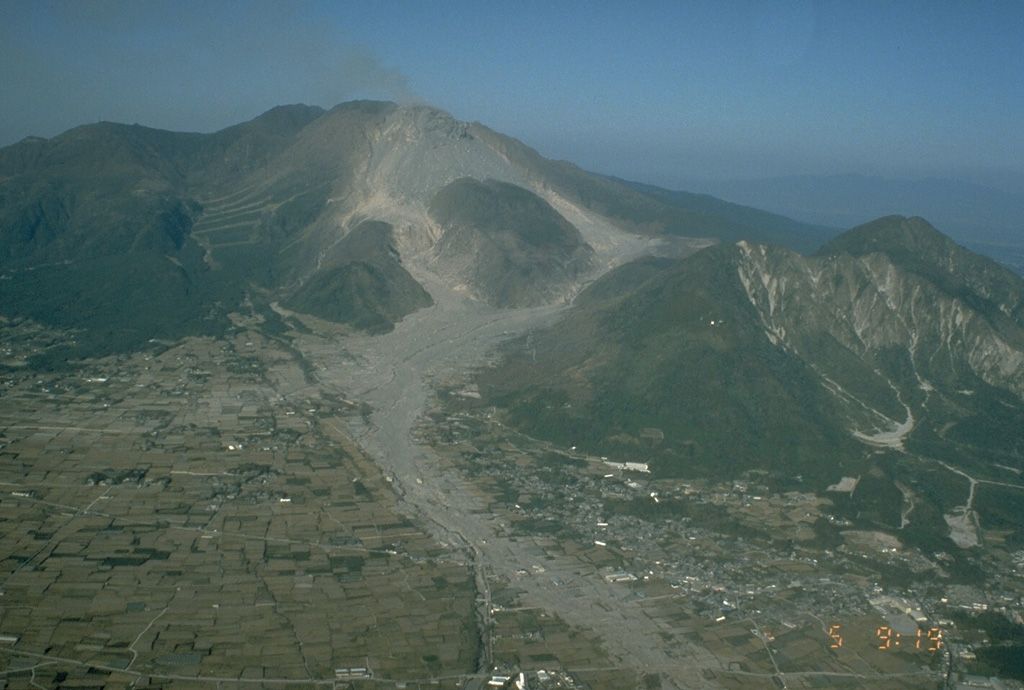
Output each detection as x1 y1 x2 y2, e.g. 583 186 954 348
428 178 593 307
479 217 1024 480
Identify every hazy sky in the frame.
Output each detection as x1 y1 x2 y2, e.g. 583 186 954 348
2 1 1022 184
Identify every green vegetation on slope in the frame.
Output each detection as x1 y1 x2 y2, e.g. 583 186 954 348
470 122 833 250
429 177 593 307
479 242 864 482
617 178 838 253
282 220 432 333
0 249 231 366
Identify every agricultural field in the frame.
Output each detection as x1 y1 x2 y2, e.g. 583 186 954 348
0 321 478 688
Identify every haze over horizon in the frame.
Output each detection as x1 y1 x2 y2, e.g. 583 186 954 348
2 1 1023 188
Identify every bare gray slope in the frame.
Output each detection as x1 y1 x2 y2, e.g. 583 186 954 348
1 99 834 352
287 276 724 688
429 177 595 306
362 104 529 205
281 219 433 333
275 214 723 685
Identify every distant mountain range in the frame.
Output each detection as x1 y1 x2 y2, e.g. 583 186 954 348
3 100 1024 554
679 173 1024 275
0 101 833 359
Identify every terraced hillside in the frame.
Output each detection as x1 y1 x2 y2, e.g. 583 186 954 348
1 100 838 360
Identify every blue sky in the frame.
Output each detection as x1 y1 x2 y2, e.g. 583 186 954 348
2 1 1022 184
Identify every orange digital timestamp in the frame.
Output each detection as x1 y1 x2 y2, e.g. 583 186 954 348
875 626 943 651
827 624 943 651
827 624 842 648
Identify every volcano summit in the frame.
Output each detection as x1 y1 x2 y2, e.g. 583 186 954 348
2 103 1024 689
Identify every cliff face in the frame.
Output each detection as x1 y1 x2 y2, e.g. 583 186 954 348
479 217 1024 483
737 216 1024 401
736 236 1024 452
